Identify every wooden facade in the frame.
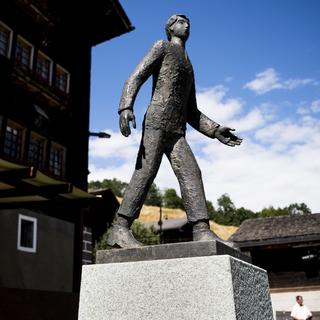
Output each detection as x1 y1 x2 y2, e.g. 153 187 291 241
0 1 132 319
230 214 320 290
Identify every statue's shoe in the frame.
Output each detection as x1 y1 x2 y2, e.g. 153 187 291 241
107 224 143 248
193 229 239 250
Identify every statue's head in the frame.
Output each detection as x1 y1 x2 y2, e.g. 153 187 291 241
165 14 190 41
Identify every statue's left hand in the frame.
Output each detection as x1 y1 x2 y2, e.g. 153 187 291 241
214 126 242 147
119 109 136 137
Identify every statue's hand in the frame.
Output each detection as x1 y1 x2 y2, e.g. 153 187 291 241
119 109 136 137
214 126 242 147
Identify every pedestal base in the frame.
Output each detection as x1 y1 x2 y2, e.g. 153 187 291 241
79 242 273 320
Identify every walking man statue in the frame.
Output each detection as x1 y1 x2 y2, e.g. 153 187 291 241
107 14 242 248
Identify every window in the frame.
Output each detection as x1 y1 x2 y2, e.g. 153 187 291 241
17 214 37 253
36 51 52 85
3 120 25 159
28 132 46 169
55 65 70 94
49 142 66 177
0 21 13 58
15 36 34 69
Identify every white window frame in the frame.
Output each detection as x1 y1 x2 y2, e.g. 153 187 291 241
37 50 53 85
15 35 34 69
0 20 13 58
55 64 70 93
17 214 37 253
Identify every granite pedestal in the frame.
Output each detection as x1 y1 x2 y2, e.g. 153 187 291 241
78 241 274 320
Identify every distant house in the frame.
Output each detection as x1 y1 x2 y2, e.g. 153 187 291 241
139 206 238 243
0 1 132 319
230 214 320 317
152 216 193 243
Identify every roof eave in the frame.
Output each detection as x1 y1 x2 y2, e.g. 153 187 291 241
235 234 320 249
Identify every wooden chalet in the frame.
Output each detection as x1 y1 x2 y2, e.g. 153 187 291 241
230 214 320 288
0 1 132 319
230 214 320 318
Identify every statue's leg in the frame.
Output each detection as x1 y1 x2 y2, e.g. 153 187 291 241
166 135 238 249
107 128 165 248
165 135 208 222
119 128 164 219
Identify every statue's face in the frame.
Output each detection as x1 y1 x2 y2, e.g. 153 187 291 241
170 16 190 41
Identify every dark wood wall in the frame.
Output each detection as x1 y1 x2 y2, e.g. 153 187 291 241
0 0 92 190
249 244 320 288
0 288 79 320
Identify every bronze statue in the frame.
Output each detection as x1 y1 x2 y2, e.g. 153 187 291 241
107 14 242 248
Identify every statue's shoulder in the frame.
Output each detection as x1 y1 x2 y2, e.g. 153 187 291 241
151 39 169 52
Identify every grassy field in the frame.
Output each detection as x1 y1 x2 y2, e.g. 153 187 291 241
135 202 238 240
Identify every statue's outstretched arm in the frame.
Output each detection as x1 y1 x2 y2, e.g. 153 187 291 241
187 82 220 138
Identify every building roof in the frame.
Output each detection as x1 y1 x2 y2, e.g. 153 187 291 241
230 214 320 247
146 217 188 232
8 0 134 46
81 0 134 46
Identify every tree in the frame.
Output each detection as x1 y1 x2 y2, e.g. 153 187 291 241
234 207 256 226
89 179 313 228
163 188 184 209
145 183 163 206
88 178 128 197
206 200 216 220
215 193 237 225
258 206 289 218
217 193 236 214
88 180 103 190
131 221 160 245
286 203 311 215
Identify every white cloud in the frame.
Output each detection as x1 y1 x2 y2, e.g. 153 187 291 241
196 86 270 132
89 86 320 214
224 76 233 83
244 68 280 94
89 129 141 160
282 78 314 90
180 115 320 212
229 108 265 132
196 85 243 122
197 136 320 212
244 68 316 95
255 120 316 145
301 115 319 127
297 107 310 115
297 99 320 115
89 162 136 183
311 99 320 113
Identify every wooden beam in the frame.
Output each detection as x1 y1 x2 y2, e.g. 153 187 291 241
0 182 73 198
0 197 97 211
0 167 37 183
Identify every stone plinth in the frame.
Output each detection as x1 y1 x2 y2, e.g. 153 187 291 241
96 240 251 264
78 241 274 320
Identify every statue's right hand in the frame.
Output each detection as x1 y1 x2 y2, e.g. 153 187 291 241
119 109 136 137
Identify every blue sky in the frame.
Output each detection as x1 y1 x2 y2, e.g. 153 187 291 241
88 0 320 213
